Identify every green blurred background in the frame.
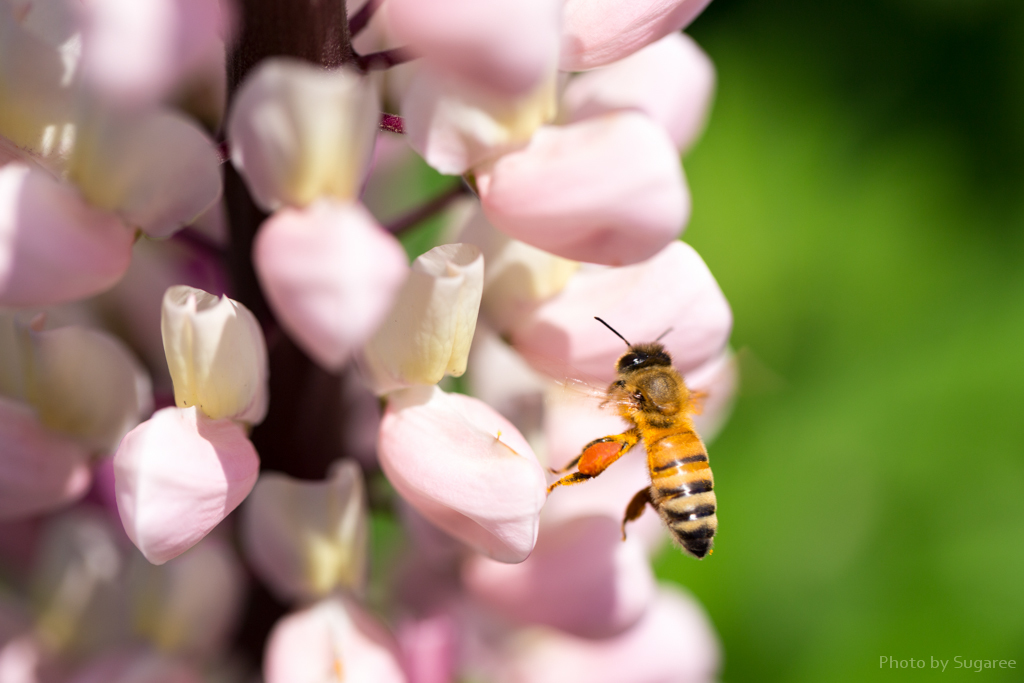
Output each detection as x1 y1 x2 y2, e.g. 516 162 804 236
655 0 1024 680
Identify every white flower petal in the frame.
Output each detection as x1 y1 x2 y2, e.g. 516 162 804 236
360 243 483 394
161 286 268 424
241 462 369 603
68 108 222 238
228 58 379 211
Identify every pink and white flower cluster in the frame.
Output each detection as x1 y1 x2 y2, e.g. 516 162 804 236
0 0 733 681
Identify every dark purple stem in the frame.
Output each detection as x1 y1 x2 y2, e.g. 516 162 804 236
385 182 472 235
348 0 383 37
355 46 413 72
380 113 405 134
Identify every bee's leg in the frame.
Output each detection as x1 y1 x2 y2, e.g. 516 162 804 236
548 454 581 475
621 486 653 541
546 471 594 493
576 429 640 476
547 429 640 494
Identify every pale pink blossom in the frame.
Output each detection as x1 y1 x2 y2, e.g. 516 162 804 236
0 633 60 683
253 200 409 371
113 406 259 565
77 0 233 107
0 163 134 307
497 585 720 683
397 613 459 683
560 0 713 71
360 243 484 395
241 461 369 603
378 386 547 563
476 112 688 266
126 536 245 659
0 315 151 520
560 32 715 152
511 241 732 383
463 515 656 639
0 397 92 520
264 596 407 683
386 0 561 97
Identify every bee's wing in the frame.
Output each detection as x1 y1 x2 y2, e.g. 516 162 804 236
686 389 708 416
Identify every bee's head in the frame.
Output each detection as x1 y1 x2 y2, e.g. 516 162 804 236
616 343 673 374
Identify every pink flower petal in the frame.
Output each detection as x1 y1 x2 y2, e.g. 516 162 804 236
561 32 715 152
254 201 409 371
463 515 656 638
78 0 233 105
113 406 259 565
378 386 547 563
499 585 720 683
0 163 134 307
0 397 91 519
397 614 458 683
477 113 688 266
512 241 732 384
560 0 713 71
264 596 407 683
387 0 560 97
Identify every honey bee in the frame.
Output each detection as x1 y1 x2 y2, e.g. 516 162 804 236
546 317 717 558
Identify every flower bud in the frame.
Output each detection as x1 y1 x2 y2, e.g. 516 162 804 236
360 244 483 395
228 58 379 211
241 462 369 603
161 285 268 425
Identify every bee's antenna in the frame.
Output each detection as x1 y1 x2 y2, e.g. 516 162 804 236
594 317 631 347
654 327 674 342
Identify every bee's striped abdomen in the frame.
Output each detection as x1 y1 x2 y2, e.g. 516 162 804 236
648 429 717 558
